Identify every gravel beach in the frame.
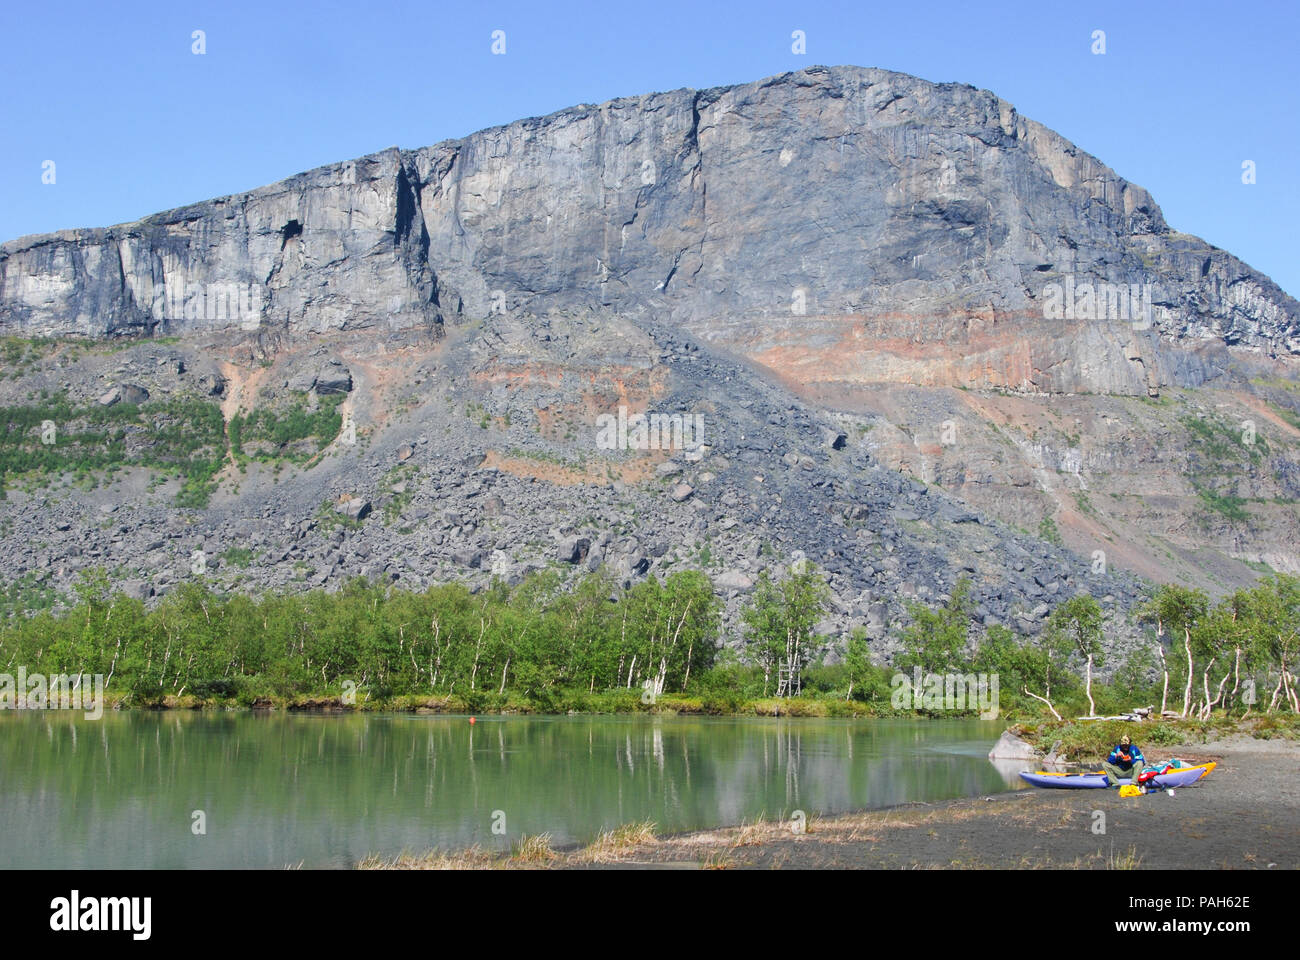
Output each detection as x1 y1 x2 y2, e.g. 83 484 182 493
568 737 1300 870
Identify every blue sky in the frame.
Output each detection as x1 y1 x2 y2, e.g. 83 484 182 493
3 0 1296 295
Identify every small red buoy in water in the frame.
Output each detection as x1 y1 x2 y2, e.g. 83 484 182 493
469 717 476 724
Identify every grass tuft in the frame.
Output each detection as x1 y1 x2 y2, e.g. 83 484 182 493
511 833 556 863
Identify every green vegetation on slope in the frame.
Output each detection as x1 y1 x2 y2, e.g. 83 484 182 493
1180 411 1268 524
0 392 226 506
0 383 349 506
228 392 344 465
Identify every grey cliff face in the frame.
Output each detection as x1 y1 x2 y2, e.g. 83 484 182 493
3 64 1296 394
0 150 442 339
1 65 1298 642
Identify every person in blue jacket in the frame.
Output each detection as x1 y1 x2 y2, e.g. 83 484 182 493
1102 734 1146 786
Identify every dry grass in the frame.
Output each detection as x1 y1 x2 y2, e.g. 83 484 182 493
511 833 556 863
357 845 499 870
701 850 736 870
608 820 658 847
1106 845 1143 870
843 826 883 843
577 821 658 863
733 815 769 847
359 822 661 870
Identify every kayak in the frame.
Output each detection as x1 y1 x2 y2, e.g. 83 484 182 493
1019 761 1216 790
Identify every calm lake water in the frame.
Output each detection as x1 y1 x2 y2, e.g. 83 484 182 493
0 712 1021 868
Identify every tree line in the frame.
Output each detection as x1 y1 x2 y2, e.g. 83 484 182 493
836 573 1300 719
1 564 1297 718
0 569 719 710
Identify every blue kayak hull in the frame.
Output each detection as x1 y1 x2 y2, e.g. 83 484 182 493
1019 763 1214 789
1020 771 1109 788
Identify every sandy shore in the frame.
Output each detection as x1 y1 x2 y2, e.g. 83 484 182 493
361 736 1300 870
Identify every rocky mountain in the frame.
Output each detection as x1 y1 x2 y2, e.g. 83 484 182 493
2 65 1298 661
